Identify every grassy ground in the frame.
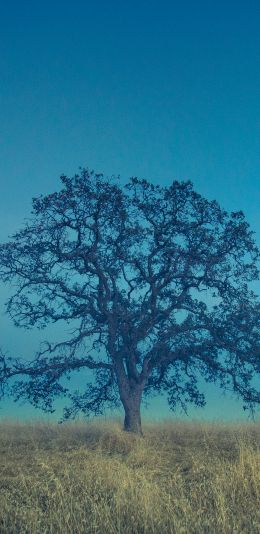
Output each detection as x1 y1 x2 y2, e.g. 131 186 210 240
0 417 259 534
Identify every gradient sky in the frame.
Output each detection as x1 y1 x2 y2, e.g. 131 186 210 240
0 1 259 422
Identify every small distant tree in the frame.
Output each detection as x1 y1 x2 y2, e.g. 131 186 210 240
0 169 259 434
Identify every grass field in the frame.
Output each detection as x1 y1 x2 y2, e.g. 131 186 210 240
0 417 259 533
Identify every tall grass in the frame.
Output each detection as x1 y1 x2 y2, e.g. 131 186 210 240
0 417 259 533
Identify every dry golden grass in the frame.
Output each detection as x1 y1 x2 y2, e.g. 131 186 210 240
0 417 259 533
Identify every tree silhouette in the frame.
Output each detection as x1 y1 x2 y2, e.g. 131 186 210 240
0 169 259 434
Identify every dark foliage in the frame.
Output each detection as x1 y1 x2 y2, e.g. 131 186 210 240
0 169 259 430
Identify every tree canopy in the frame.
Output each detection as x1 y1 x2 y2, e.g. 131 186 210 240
0 169 259 433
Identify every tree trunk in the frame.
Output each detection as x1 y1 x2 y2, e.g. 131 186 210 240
122 391 143 435
114 359 145 436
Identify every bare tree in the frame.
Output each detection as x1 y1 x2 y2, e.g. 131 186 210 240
0 169 259 434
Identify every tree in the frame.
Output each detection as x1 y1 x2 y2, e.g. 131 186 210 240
0 169 259 435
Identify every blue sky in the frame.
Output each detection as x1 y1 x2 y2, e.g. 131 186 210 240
0 1 259 422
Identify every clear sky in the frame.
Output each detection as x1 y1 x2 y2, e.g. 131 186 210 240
0 0 259 422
